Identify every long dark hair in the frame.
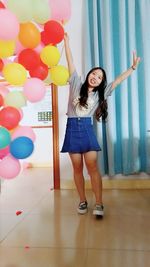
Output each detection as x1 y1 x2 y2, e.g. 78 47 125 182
79 67 108 121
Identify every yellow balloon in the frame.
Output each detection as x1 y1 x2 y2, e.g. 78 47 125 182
4 91 27 108
40 45 60 67
0 40 15 58
49 65 69 86
3 63 27 85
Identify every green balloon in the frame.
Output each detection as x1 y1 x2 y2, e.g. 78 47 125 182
7 0 33 23
32 0 51 24
4 91 27 108
0 127 11 149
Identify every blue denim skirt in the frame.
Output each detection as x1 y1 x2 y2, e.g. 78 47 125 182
61 117 101 153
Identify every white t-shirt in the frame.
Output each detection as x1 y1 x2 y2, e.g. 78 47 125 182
66 71 113 117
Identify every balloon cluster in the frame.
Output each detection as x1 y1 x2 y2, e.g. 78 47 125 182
0 0 71 179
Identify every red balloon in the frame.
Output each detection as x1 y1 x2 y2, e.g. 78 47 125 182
0 94 4 107
41 31 51 46
18 49 40 70
0 106 21 130
0 59 4 71
29 61 48 80
0 1 5 8
43 20 64 45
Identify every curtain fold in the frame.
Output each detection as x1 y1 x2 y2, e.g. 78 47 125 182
83 0 150 176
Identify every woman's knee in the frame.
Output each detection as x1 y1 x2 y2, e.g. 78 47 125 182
72 164 83 174
86 162 98 175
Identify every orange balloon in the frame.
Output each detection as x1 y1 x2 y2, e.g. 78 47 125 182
18 22 41 49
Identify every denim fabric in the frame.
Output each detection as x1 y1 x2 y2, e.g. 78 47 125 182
61 117 101 153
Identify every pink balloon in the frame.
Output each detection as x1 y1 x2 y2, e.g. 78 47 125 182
0 145 9 159
3 58 13 65
34 43 44 53
18 108 24 119
15 39 25 55
0 154 21 179
23 78 46 102
13 56 18 63
11 126 36 142
0 9 19 40
0 85 9 97
49 0 71 22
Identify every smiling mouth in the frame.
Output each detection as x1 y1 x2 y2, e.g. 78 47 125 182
90 79 96 85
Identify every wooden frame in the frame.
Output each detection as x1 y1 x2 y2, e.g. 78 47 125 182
0 80 60 189
51 84 60 189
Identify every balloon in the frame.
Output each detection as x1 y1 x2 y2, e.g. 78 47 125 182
23 78 46 102
40 45 60 67
32 0 51 24
0 127 11 149
11 126 36 142
0 155 21 179
0 40 15 58
7 0 33 23
0 1 5 8
0 94 4 106
18 49 40 70
44 72 52 85
43 20 64 45
10 136 34 159
0 9 19 40
0 145 9 159
0 106 21 130
4 91 27 108
3 63 27 85
15 39 25 55
0 59 4 71
18 108 23 119
29 61 48 80
34 43 44 53
19 22 41 49
0 85 9 97
49 65 69 86
2 58 12 66
49 0 71 22
41 30 50 46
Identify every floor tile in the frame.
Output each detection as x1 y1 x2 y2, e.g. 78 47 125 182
86 249 150 267
88 213 150 250
0 168 150 267
0 247 87 267
1 213 90 248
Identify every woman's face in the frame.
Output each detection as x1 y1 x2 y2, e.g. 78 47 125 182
88 69 103 89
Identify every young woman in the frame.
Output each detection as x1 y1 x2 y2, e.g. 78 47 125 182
61 33 140 217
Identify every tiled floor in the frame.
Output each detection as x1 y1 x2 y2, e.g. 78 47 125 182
0 168 150 267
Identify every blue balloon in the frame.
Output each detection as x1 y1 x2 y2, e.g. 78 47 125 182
10 136 34 159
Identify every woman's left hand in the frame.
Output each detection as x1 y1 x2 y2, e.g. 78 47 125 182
132 51 141 70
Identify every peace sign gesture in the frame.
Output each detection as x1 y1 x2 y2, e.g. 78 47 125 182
132 51 141 70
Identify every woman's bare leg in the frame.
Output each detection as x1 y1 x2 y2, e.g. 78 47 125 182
84 151 103 204
69 153 87 202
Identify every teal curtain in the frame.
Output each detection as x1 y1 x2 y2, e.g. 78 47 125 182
83 0 150 176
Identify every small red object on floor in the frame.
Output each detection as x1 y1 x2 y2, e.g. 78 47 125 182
16 211 22 216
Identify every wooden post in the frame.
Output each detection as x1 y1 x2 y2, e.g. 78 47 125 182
51 84 60 189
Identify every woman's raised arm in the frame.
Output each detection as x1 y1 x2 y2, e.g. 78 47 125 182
111 51 141 90
64 33 75 76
